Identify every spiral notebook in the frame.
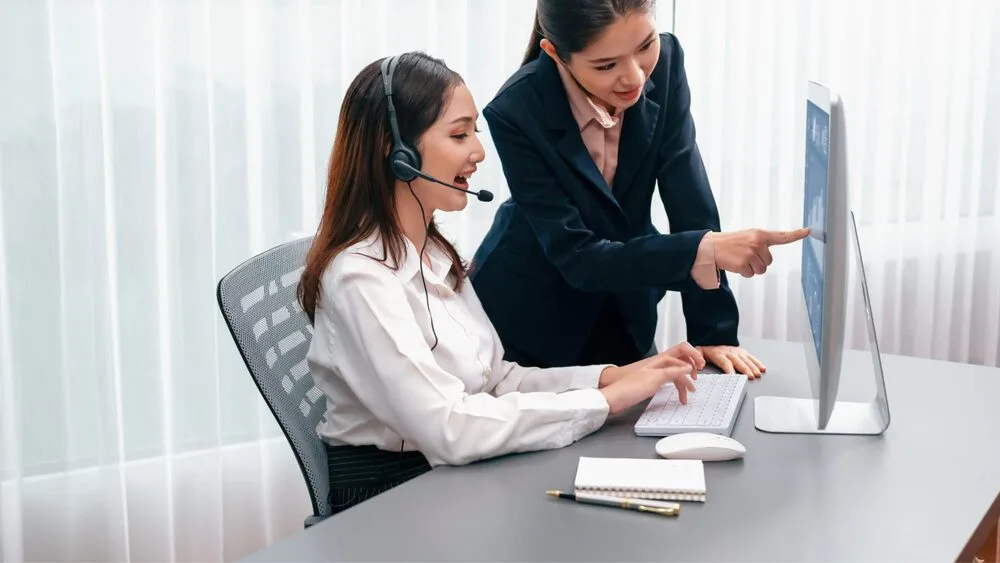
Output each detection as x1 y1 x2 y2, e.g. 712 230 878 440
573 457 706 502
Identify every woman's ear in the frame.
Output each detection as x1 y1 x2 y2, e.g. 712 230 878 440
539 38 559 61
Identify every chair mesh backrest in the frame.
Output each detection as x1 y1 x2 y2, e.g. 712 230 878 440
216 237 331 518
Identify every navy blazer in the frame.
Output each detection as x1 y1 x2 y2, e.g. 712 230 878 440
470 32 740 369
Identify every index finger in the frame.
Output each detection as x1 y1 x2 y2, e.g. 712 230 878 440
651 353 692 370
674 374 696 403
675 379 689 405
672 342 705 369
682 342 706 368
765 227 811 246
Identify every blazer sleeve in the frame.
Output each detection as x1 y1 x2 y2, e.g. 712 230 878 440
655 33 740 347
483 106 708 294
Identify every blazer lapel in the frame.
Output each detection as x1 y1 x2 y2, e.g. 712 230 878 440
613 78 660 196
555 132 615 201
538 54 621 210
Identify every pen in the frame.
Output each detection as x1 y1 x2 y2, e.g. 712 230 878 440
545 490 680 517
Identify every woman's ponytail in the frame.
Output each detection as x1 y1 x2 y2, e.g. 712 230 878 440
521 11 544 66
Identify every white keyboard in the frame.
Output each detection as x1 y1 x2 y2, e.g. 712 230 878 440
634 373 749 437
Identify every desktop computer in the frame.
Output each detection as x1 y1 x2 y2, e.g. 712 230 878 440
634 81 890 438
753 81 891 435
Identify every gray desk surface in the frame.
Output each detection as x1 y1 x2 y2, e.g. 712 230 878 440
244 338 1000 562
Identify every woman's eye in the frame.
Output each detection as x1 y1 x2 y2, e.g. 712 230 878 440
452 127 479 140
596 62 615 71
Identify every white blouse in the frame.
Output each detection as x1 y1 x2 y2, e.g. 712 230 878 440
306 232 611 467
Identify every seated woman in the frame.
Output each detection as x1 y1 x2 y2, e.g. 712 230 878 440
298 51 705 513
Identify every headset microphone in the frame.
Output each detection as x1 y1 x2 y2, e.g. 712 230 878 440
392 161 494 202
380 55 493 204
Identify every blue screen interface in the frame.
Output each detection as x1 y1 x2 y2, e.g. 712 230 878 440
802 100 829 363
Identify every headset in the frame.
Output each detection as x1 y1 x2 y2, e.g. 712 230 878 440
380 55 423 183
379 55 494 201
378 54 494 354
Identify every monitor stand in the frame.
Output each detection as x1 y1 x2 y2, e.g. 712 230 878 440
754 212 891 435
753 396 888 434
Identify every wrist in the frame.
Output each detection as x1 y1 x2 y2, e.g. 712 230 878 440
706 231 731 274
692 232 721 288
598 365 623 388
598 386 622 415
709 232 720 272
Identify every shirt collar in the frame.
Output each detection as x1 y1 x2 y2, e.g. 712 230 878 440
553 53 620 131
353 230 452 285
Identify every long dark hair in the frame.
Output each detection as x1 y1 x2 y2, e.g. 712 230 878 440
522 0 657 66
299 52 466 323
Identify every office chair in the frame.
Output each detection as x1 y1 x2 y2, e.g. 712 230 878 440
216 236 331 528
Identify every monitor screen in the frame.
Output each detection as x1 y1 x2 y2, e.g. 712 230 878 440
802 100 830 364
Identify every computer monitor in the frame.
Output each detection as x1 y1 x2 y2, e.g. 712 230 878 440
801 81 849 428
753 81 890 435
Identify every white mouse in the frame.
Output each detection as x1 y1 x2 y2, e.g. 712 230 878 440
655 432 746 461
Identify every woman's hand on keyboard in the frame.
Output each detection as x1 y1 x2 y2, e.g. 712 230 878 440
600 342 705 382
598 357 697 415
697 345 766 379
598 343 695 388
660 342 706 372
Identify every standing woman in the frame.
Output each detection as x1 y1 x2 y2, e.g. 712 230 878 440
471 0 808 377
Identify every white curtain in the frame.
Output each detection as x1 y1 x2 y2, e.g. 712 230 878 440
660 0 1000 368
0 0 996 562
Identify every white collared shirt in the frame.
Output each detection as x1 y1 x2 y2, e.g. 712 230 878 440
306 232 611 467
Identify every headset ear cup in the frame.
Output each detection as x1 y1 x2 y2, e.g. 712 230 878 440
390 144 421 182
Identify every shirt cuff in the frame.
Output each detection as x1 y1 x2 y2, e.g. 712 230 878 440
564 388 611 439
691 232 721 290
570 364 614 390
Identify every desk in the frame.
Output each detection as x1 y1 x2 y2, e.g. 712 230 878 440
243 338 1000 562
